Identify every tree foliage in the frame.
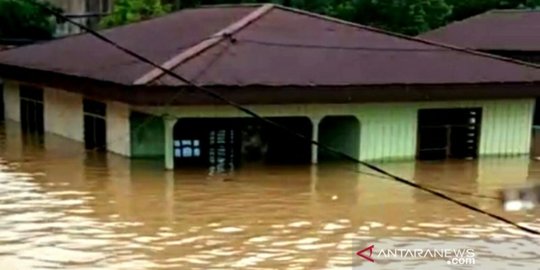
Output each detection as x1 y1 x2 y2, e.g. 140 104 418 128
103 0 540 35
0 0 61 42
447 0 540 21
1 0 539 42
100 0 172 28
90 0 540 35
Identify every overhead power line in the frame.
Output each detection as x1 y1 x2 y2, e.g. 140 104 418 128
236 38 454 52
29 1 540 236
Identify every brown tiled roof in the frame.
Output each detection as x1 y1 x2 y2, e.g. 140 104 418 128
1 4 540 87
420 10 540 51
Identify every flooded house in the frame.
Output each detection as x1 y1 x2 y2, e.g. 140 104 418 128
1 4 540 170
419 9 540 158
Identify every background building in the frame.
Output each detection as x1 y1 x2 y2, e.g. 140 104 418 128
420 9 540 158
50 0 113 36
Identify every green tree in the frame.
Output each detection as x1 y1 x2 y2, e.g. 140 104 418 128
100 0 540 35
323 0 452 35
447 0 540 21
100 0 172 28
0 0 61 43
167 0 452 35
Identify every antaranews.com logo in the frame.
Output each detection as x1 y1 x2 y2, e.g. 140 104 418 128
356 244 476 266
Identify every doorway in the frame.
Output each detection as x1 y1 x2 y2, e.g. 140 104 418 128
417 108 481 160
19 85 44 134
83 99 107 151
318 116 360 162
263 117 312 164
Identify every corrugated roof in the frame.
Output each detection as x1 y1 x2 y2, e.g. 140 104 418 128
420 10 540 51
1 5 540 87
157 6 540 86
0 5 257 84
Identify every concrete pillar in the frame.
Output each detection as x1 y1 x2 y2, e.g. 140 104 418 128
311 117 321 164
164 116 178 170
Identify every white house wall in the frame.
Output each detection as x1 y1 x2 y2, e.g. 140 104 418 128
106 101 131 157
3 81 20 122
44 87 84 142
3 81 131 157
2 79 535 162
135 98 535 161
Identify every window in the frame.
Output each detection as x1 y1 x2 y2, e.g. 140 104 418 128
417 108 481 160
174 139 201 158
208 129 236 170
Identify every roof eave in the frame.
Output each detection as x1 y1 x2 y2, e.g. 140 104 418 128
3 64 540 107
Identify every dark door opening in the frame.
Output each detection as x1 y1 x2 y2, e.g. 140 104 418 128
417 108 481 160
264 117 312 164
318 116 360 162
83 99 106 151
172 117 312 169
19 85 44 134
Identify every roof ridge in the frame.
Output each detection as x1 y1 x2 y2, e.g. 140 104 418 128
419 10 494 37
272 5 540 70
489 9 540 13
134 3 275 85
198 3 266 8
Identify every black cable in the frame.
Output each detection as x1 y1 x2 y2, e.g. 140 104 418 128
191 40 233 82
31 2 540 235
354 169 500 200
237 38 453 52
107 36 231 150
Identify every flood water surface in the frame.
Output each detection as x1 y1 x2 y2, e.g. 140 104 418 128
0 122 539 269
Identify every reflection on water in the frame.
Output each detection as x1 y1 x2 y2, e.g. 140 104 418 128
0 121 539 269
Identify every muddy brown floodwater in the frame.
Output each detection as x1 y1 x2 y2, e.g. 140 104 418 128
0 121 539 270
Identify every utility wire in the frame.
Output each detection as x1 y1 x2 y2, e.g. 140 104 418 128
354 168 500 200
31 1 540 236
236 38 455 52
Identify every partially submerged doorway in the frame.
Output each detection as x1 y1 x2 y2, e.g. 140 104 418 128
417 108 481 160
83 99 107 151
318 116 360 162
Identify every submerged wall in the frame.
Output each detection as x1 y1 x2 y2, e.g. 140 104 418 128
107 101 131 157
3 81 132 158
3 79 535 162
357 100 534 160
135 99 534 162
3 81 20 122
44 87 84 142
